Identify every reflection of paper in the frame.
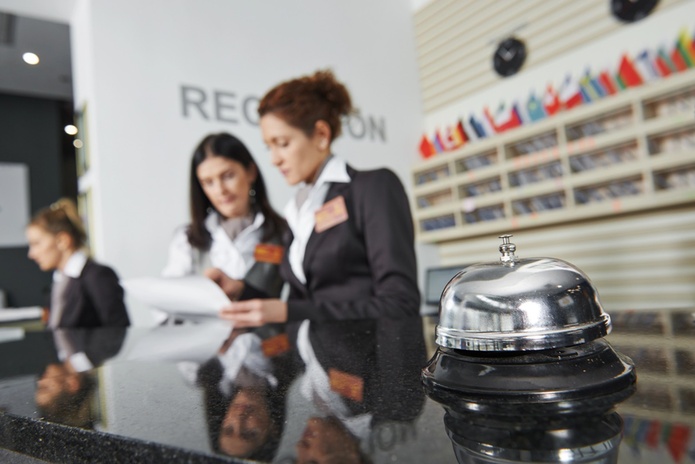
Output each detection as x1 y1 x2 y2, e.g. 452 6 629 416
124 322 232 362
0 307 43 323
122 276 231 317
0 328 25 343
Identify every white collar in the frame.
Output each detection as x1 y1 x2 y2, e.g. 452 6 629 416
204 210 264 233
304 156 350 190
54 250 88 281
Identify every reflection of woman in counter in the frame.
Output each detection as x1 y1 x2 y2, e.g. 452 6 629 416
197 327 295 461
296 415 370 464
163 132 287 300
26 199 130 328
35 327 127 429
36 362 96 429
217 70 420 326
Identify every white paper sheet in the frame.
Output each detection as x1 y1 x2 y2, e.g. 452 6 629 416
0 307 43 323
122 275 231 318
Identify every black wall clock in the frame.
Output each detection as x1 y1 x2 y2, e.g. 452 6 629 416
493 37 527 78
610 0 659 23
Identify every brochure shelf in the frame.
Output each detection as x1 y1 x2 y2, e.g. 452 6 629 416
411 70 695 243
607 309 695 417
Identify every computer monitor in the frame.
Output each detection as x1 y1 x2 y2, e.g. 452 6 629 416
424 265 468 307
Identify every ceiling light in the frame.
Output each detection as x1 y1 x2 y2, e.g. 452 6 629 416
64 124 78 135
22 52 39 65
73 139 83 148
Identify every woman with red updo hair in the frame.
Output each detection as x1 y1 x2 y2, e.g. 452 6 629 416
215 69 420 326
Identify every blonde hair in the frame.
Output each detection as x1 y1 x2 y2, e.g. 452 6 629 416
29 198 88 251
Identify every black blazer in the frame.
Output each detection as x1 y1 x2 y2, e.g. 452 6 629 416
281 165 420 321
55 260 130 328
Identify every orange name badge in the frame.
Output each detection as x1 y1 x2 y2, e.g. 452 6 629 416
261 333 290 357
254 243 284 264
329 368 364 403
314 195 349 233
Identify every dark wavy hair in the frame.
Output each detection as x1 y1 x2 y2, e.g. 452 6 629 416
187 132 286 249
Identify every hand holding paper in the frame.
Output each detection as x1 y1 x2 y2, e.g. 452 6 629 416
122 275 232 318
203 268 245 300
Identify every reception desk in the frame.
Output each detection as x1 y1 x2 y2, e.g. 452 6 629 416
0 310 693 463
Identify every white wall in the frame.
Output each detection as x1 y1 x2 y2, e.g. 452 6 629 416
68 0 424 325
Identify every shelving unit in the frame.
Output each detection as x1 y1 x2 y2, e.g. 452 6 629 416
607 308 695 422
412 69 695 243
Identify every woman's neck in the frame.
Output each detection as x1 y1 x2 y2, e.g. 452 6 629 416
307 153 333 185
56 249 77 272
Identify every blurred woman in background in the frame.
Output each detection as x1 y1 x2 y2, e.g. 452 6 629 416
26 198 130 328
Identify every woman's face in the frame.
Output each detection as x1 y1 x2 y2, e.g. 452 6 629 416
197 156 256 219
26 225 70 271
295 416 361 464
260 113 328 186
218 388 273 457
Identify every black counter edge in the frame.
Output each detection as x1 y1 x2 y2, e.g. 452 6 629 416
0 412 250 464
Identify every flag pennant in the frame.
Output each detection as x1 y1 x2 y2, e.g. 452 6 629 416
599 71 618 95
559 75 583 110
543 85 561 115
513 99 531 125
670 45 688 72
666 424 691 464
444 125 461 150
654 48 674 77
433 130 445 153
483 106 501 133
450 119 468 148
646 420 661 449
478 110 495 136
590 76 607 98
468 115 487 139
677 28 695 67
418 134 436 159
499 104 523 132
617 54 644 87
634 49 659 82
526 92 547 122
579 73 598 103
462 117 480 142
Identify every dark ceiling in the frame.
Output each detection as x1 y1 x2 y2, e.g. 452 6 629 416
0 11 72 100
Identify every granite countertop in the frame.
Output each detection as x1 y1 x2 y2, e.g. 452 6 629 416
0 309 693 463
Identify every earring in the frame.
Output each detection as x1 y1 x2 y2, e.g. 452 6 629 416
249 187 256 205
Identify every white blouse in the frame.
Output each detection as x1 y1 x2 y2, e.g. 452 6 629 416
162 211 264 279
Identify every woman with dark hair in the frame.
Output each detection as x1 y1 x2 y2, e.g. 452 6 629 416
197 326 295 461
26 198 130 328
216 70 420 325
163 132 287 300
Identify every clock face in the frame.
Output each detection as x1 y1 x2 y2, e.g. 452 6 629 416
610 0 659 22
493 37 527 78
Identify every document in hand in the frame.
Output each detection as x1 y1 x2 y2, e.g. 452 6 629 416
122 275 231 318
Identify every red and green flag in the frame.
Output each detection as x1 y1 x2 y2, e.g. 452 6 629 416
617 54 643 88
